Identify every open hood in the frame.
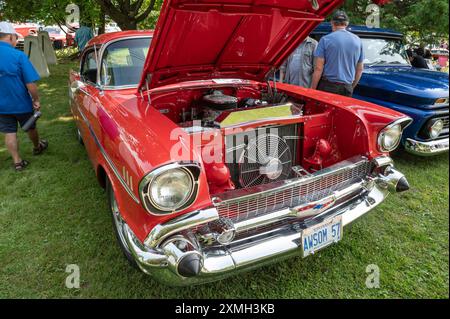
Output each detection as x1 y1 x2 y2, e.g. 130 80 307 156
139 0 344 90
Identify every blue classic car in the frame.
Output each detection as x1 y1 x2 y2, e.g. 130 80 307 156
311 23 449 156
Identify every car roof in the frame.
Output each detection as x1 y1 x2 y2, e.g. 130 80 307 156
87 30 154 47
312 22 403 39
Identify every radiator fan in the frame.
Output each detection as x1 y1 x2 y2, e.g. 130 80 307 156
238 134 292 188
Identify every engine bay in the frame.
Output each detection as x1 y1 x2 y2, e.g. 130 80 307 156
150 84 369 193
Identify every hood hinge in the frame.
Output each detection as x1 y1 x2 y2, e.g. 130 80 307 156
140 73 152 105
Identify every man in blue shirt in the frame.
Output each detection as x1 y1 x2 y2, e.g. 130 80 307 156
310 11 364 97
0 22 48 171
75 22 94 52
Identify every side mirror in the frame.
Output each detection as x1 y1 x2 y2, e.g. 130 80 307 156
70 80 86 95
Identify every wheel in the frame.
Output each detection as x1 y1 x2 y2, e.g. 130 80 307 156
76 128 84 146
106 178 138 268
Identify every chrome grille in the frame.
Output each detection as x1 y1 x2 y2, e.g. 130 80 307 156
215 157 371 222
441 116 449 136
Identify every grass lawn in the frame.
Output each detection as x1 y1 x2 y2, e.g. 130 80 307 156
0 62 448 299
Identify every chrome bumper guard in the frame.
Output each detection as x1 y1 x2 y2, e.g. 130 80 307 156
405 137 449 156
123 156 406 286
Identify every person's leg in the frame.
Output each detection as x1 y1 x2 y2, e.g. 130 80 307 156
4 133 22 164
0 115 22 164
27 128 40 148
17 113 48 155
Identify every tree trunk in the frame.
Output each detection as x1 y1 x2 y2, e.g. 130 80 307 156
98 13 106 35
117 19 138 30
95 0 156 31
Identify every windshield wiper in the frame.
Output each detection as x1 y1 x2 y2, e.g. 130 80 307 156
366 60 388 66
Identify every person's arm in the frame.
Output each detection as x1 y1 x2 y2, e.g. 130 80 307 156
310 57 324 90
279 59 288 83
311 38 325 90
26 83 40 111
352 62 364 89
20 53 41 111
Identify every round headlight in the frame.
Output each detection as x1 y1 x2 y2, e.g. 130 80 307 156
378 124 402 152
148 168 194 212
429 119 444 139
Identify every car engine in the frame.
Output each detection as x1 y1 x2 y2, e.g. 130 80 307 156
173 89 305 191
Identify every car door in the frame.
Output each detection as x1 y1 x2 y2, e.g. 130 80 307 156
69 48 101 163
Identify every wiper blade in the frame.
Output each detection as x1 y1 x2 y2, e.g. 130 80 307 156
367 60 388 66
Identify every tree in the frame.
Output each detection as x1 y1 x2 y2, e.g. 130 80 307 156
341 0 449 46
0 0 162 31
0 0 102 31
94 0 162 30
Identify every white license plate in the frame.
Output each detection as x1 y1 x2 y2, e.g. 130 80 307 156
301 216 343 257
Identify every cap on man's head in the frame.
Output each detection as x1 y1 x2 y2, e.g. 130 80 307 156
332 10 349 23
0 22 21 37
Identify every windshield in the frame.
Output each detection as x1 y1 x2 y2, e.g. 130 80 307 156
361 38 410 66
100 37 151 87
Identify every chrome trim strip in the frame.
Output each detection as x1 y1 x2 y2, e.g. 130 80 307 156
78 107 140 204
404 137 449 156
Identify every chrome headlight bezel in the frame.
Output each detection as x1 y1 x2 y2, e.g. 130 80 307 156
139 162 201 216
378 118 412 153
428 119 444 139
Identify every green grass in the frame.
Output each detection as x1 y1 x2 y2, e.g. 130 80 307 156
0 62 448 299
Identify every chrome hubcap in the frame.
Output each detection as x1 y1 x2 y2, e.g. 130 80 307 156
110 189 131 254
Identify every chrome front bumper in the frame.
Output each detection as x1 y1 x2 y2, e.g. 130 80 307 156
123 158 407 286
405 137 449 156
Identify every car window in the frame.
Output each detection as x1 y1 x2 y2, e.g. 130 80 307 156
81 50 98 84
44 28 61 34
100 37 151 87
361 38 410 65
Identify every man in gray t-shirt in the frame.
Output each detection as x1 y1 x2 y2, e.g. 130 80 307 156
280 37 318 88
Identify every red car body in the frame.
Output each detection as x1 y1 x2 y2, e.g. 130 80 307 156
13 24 38 38
69 0 411 285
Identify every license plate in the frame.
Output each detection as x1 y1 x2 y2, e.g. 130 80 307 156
301 216 343 257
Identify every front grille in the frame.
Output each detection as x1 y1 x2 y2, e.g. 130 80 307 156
215 158 371 223
225 124 300 188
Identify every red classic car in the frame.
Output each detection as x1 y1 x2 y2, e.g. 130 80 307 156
69 0 412 285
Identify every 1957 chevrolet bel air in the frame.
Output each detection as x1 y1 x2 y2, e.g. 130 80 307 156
69 0 412 285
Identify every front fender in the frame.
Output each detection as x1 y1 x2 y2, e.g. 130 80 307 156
353 94 448 142
277 83 409 159
97 94 212 242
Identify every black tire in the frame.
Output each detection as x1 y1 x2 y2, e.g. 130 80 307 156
76 128 84 146
106 178 138 269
